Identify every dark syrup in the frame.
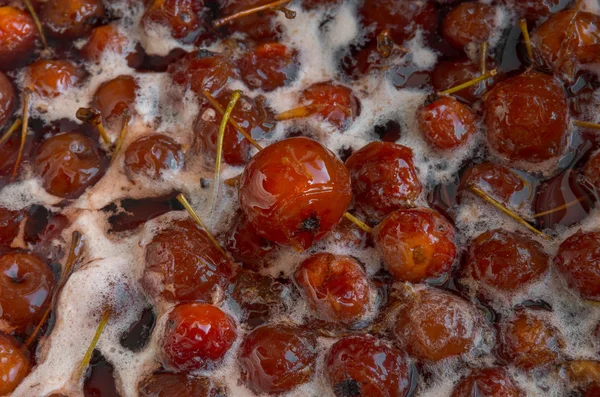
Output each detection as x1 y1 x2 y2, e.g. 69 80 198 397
83 350 120 397
120 307 156 352
104 192 184 233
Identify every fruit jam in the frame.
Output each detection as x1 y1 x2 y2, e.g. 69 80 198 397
1 0 600 396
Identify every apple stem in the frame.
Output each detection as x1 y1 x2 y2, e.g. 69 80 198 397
176 193 228 256
76 107 111 144
213 0 295 29
343 212 373 234
109 110 131 166
0 118 22 147
12 89 31 181
438 69 497 96
77 308 111 379
23 0 48 51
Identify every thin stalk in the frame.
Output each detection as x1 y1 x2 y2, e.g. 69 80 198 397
438 69 497 96
213 0 294 28
343 212 373 234
176 193 227 256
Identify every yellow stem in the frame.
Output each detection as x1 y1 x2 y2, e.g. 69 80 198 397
438 69 497 96
76 107 111 144
23 0 48 51
176 193 227 256
534 196 587 218
574 120 600 130
202 90 263 150
77 308 111 379
275 103 329 121
26 231 82 349
213 0 293 28
469 186 550 240
110 110 131 166
215 91 242 182
343 212 373 234
518 18 533 63
12 90 30 181
0 118 22 147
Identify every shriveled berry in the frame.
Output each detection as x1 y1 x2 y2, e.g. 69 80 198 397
459 162 529 209
226 215 275 270
41 0 105 39
139 373 225 397
0 6 38 70
168 51 238 97
451 367 523 397
238 42 299 92
441 2 497 50
417 96 477 150
124 134 183 180
26 60 84 98
142 0 206 43
92 75 138 126
0 72 14 129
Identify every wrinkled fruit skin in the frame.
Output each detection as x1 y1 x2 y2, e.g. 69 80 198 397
484 70 568 164
294 253 371 325
239 324 317 394
0 72 15 128
0 334 30 395
418 96 477 150
26 60 84 98
345 142 422 223
0 6 38 70
41 0 105 39
441 2 497 50
124 134 184 180
465 229 549 292
394 287 480 362
555 231 600 301
93 75 138 125
374 208 457 283
142 219 233 303
138 372 225 397
299 82 360 130
459 162 527 208
161 303 237 372
497 310 564 371
325 335 412 397
142 0 206 43
238 42 299 92
239 137 352 251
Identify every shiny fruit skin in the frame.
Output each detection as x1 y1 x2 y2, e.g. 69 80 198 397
0 72 14 129
300 82 360 131
432 59 493 104
82 24 128 62
325 335 412 397
0 6 38 71
0 208 23 251
345 142 422 223
394 287 480 362
139 372 225 397
484 70 568 164
142 0 206 43
92 75 138 125
374 208 457 283
555 231 600 301
497 310 564 371
502 0 560 21
294 253 371 325
26 60 84 98
459 162 527 207
238 42 299 92
161 303 237 372
441 2 497 50
168 51 238 97
33 132 107 199
238 137 352 251
418 96 477 150
41 0 105 39
225 215 275 270
465 229 549 292
0 333 30 395
194 91 274 166
142 219 233 303
124 134 183 180
0 252 54 332
238 324 317 394
216 0 281 42
451 367 523 397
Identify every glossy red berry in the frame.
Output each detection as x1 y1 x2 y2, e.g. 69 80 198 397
225 215 275 270
374 208 457 283
451 367 523 397
194 91 274 166
0 252 54 332
139 373 225 397
33 132 108 199
124 134 183 180
238 42 299 92
585 384 600 397
168 51 238 97
441 2 497 50
142 0 206 43
0 6 38 71
26 60 84 98
484 70 568 164
502 0 560 21
142 218 233 303
459 162 529 209
394 287 481 362
0 333 30 395
325 335 412 397
531 10 600 79
497 310 564 371
41 0 105 39
161 303 237 372
239 137 352 251
82 24 133 63
345 142 422 222
0 72 15 128
465 229 549 292
238 324 317 394
298 82 360 131
555 231 600 301
418 96 477 150
294 253 371 325
360 0 438 44
92 75 138 126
